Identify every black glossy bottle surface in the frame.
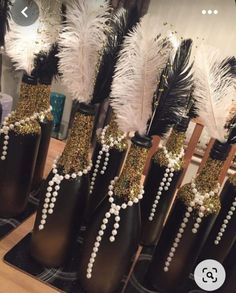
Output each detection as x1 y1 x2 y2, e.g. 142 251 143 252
31 170 89 267
197 180 236 264
78 197 141 293
141 159 181 246
145 200 216 292
0 131 40 217
31 119 53 191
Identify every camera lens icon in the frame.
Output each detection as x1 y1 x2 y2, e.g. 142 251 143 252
194 259 226 291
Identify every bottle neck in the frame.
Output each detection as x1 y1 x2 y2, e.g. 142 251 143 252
195 157 224 193
195 140 231 192
58 107 95 173
35 83 52 118
99 113 128 151
8 78 41 135
154 129 185 170
15 81 38 119
166 129 186 154
228 174 236 187
114 134 151 201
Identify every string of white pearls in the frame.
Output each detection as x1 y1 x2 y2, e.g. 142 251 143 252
148 146 184 221
0 107 51 161
163 179 220 272
38 157 92 231
163 200 196 272
191 181 220 234
214 195 236 245
89 126 126 195
86 177 145 279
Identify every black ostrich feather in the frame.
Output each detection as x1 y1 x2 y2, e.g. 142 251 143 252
186 85 199 119
91 6 139 104
226 114 236 144
0 0 12 47
32 44 59 85
147 38 194 137
221 56 236 77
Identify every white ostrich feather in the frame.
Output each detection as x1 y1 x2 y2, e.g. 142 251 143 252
58 0 110 104
5 0 62 74
110 15 173 135
194 45 236 142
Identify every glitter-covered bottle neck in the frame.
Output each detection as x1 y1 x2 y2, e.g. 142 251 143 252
58 103 95 174
195 158 224 193
166 129 186 154
98 114 128 151
8 76 41 134
228 174 236 187
114 134 151 201
35 83 53 121
153 129 186 170
178 140 231 215
196 140 231 192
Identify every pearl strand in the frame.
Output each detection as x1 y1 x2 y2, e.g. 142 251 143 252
163 179 220 272
0 107 52 161
214 196 236 245
89 126 126 194
191 181 220 234
163 200 196 272
38 157 92 231
86 178 144 279
148 146 184 221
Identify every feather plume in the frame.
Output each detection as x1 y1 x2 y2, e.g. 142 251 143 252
32 44 59 84
225 113 236 144
110 15 173 135
5 0 62 74
0 0 11 47
58 0 111 104
92 7 139 104
194 45 236 143
148 39 193 137
185 85 200 119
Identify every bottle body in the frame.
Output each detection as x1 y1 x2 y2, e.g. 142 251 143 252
31 169 89 267
31 119 53 191
197 179 236 263
141 159 182 246
146 200 216 292
78 196 141 293
0 130 40 217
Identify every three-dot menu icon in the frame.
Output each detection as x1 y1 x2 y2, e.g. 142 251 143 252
202 9 218 15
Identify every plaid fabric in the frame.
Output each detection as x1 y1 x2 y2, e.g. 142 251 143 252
125 247 201 293
4 228 125 293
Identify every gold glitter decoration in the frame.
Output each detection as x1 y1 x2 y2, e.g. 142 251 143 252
114 143 149 201
58 112 94 174
153 129 186 170
98 115 128 151
8 83 40 135
35 84 53 121
178 158 224 215
229 174 236 187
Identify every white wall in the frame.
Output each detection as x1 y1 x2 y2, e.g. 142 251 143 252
148 0 236 56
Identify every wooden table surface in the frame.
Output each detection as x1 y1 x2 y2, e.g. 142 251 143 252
0 139 65 293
